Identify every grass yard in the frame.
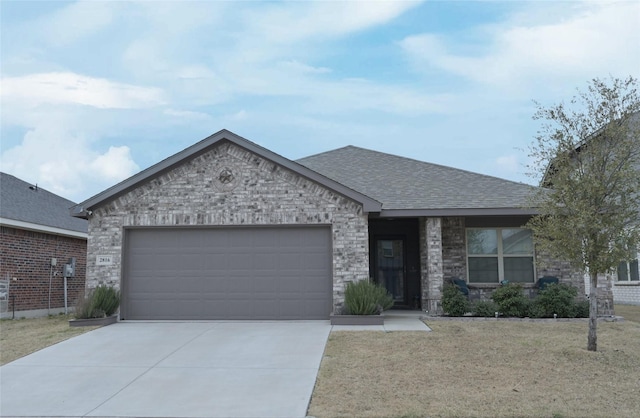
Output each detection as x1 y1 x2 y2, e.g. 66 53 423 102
0 314 99 366
309 305 640 418
615 304 640 323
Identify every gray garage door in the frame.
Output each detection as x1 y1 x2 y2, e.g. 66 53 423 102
122 226 332 320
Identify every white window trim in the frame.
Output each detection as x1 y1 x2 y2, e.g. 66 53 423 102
466 227 536 284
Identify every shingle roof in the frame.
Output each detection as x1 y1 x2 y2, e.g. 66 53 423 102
297 146 539 216
0 172 87 234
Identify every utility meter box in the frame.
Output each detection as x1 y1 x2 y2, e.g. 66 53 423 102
63 257 76 277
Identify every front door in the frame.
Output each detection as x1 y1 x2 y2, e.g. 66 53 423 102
369 219 421 309
375 238 407 304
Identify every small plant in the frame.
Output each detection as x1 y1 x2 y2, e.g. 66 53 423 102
344 280 394 315
74 285 120 319
491 283 529 317
442 283 468 316
472 300 499 317
532 283 579 318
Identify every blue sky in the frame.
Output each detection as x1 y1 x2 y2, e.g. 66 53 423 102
1 1 639 203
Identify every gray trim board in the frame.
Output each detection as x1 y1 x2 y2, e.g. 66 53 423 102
377 208 539 217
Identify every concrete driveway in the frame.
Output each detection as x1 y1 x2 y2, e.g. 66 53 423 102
0 321 331 418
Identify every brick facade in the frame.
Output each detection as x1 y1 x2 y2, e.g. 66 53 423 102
86 142 369 313
0 226 86 313
420 216 590 311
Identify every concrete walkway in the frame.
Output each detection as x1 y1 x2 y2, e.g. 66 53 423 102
331 310 432 332
0 313 429 418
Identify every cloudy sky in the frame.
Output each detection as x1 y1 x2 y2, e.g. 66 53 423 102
1 1 639 203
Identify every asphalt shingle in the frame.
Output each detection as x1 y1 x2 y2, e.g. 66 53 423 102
297 146 538 211
0 172 87 233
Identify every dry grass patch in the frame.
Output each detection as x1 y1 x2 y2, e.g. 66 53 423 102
0 315 99 365
309 320 640 418
615 304 640 323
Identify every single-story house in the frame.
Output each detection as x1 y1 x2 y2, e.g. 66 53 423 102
0 172 88 318
71 130 587 320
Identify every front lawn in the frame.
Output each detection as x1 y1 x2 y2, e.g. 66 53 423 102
0 314 98 366
309 307 640 418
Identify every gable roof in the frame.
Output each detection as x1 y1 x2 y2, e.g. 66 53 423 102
71 130 382 218
0 172 87 237
297 146 539 216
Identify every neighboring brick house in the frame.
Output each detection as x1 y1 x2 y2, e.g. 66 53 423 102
71 130 587 320
0 173 88 318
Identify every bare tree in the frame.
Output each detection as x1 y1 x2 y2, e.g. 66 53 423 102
527 76 640 351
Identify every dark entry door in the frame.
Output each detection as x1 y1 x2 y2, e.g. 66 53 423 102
375 238 407 304
370 219 421 309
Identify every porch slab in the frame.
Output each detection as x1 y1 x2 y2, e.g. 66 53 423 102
331 311 431 332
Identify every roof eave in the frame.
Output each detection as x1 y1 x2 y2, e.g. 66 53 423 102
376 207 540 217
0 217 88 238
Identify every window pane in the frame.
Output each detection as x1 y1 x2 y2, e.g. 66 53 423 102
502 229 533 254
504 257 534 282
467 230 498 254
631 260 639 281
618 261 629 281
468 257 499 283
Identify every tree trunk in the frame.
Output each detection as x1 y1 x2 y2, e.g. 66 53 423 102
588 271 598 351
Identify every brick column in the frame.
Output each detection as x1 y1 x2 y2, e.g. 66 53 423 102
425 217 444 315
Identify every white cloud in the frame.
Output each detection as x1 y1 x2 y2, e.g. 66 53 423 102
1 72 166 109
0 125 140 201
400 2 640 95
248 1 422 43
90 146 139 181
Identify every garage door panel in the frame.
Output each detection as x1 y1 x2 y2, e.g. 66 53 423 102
123 226 332 320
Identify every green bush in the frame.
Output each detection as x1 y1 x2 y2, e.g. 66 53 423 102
442 283 468 316
532 283 579 318
74 285 120 319
491 283 529 317
527 299 546 318
344 280 394 315
574 300 590 318
472 300 499 317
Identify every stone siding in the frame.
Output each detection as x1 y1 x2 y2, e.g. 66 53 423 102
442 217 466 280
86 142 369 312
422 216 589 308
0 226 86 312
420 217 443 314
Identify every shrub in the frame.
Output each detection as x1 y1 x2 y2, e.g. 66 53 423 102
74 285 120 319
472 300 499 317
533 283 579 318
574 300 590 318
344 280 394 315
442 283 468 316
491 283 529 317
527 299 546 318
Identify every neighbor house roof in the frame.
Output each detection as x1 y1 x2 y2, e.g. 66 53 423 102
0 172 87 238
297 146 539 216
71 130 382 218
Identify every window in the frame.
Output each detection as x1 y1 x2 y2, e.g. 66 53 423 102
617 250 639 281
467 228 535 283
